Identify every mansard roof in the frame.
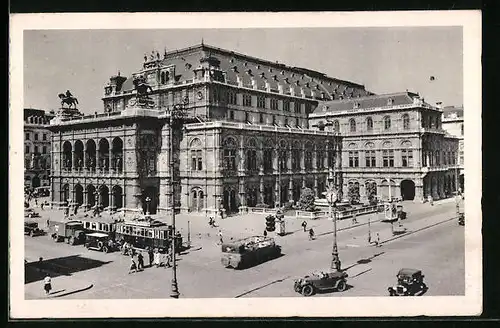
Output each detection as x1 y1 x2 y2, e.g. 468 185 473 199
315 92 426 114
121 43 374 100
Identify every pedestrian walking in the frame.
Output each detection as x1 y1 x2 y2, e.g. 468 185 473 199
147 247 154 268
218 230 223 245
375 233 381 247
137 252 144 271
41 202 44 210
427 195 434 206
352 213 358 225
35 199 38 207
128 256 137 274
154 250 160 268
43 274 52 295
263 229 267 237
46 219 50 228
308 228 315 241
301 220 307 232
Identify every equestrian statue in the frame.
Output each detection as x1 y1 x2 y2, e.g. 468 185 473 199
58 90 79 109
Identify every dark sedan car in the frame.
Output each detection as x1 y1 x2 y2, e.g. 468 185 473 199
388 268 428 296
294 270 348 296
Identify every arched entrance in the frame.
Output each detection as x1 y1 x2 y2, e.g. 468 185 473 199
263 185 274 206
223 188 238 213
142 186 158 214
62 183 70 203
74 184 84 206
32 176 41 188
190 188 204 212
459 174 464 193
112 185 123 210
87 185 96 208
62 141 72 170
246 187 258 207
400 179 416 200
99 185 110 209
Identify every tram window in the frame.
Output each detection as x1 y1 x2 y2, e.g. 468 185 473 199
148 230 154 238
141 228 145 236
103 224 108 232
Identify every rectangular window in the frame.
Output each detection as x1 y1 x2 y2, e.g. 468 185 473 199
224 149 236 170
259 113 264 124
42 146 47 154
283 100 290 112
34 133 39 141
197 150 203 171
43 133 47 141
263 149 273 172
294 102 301 114
228 110 235 120
401 150 413 167
305 151 313 170
365 150 376 167
243 94 252 107
25 132 30 140
272 115 276 125
349 151 359 168
257 96 266 108
25 145 30 153
383 150 395 167
34 146 39 153
291 150 300 170
270 98 279 110
295 118 300 127
305 103 312 114
228 91 237 105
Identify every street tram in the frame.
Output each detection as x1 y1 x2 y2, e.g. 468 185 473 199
78 215 123 240
115 215 181 254
221 235 281 269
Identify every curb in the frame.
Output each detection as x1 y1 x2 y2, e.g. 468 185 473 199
234 275 291 298
49 283 94 298
379 216 457 245
318 218 382 237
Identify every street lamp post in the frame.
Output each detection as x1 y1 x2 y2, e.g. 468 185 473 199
166 103 185 299
326 168 341 272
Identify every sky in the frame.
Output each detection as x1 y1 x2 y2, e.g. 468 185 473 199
23 27 463 114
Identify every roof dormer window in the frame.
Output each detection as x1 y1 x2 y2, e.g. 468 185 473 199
273 75 278 81
280 70 285 75
243 62 248 67
387 98 394 105
246 69 252 76
260 72 266 79
295 80 300 86
256 64 261 70
232 66 238 73
269 68 273 73
305 82 310 88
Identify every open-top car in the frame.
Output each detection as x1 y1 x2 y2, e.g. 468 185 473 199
24 221 44 237
85 232 119 253
388 268 428 296
294 270 348 296
24 208 40 218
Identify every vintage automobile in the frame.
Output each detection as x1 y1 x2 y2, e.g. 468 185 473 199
458 213 465 226
388 268 428 296
24 221 44 237
84 232 119 253
294 270 348 296
24 208 40 218
49 220 86 245
221 236 281 269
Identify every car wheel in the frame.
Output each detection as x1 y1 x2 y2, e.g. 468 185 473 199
103 246 109 253
29 230 33 237
301 285 314 297
69 236 75 245
337 280 347 292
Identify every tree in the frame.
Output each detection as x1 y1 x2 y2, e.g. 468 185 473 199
366 182 377 205
347 184 360 205
298 187 316 212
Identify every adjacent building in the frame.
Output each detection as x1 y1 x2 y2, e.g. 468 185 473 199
24 108 55 190
308 93 461 202
47 42 460 216
441 105 464 192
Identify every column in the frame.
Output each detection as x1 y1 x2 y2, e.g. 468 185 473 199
273 149 278 173
314 176 318 197
274 177 280 207
300 146 305 173
287 145 292 172
109 144 113 173
239 146 245 174
259 177 264 204
288 179 293 203
109 190 113 212
324 143 329 170
96 143 101 173
312 145 317 171
72 150 76 171
83 143 87 171
83 190 88 210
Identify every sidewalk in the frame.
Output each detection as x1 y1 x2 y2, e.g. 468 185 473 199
25 274 93 300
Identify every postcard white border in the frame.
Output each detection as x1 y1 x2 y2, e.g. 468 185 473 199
9 11 482 318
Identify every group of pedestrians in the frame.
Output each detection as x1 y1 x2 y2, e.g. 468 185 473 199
301 221 315 241
128 247 172 274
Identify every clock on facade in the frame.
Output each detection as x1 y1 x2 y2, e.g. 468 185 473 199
197 91 203 100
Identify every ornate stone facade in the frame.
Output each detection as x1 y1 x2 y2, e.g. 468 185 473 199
24 108 55 190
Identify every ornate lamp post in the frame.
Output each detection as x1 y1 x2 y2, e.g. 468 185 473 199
165 103 186 299
145 196 151 215
326 168 341 272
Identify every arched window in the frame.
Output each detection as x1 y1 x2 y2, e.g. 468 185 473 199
365 142 376 167
402 114 410 130
366 117 373 131
223 137 237 171
349 119 356 132
383 116 391 130
246 138 257 171
190 138 203 171
333 120 340 132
